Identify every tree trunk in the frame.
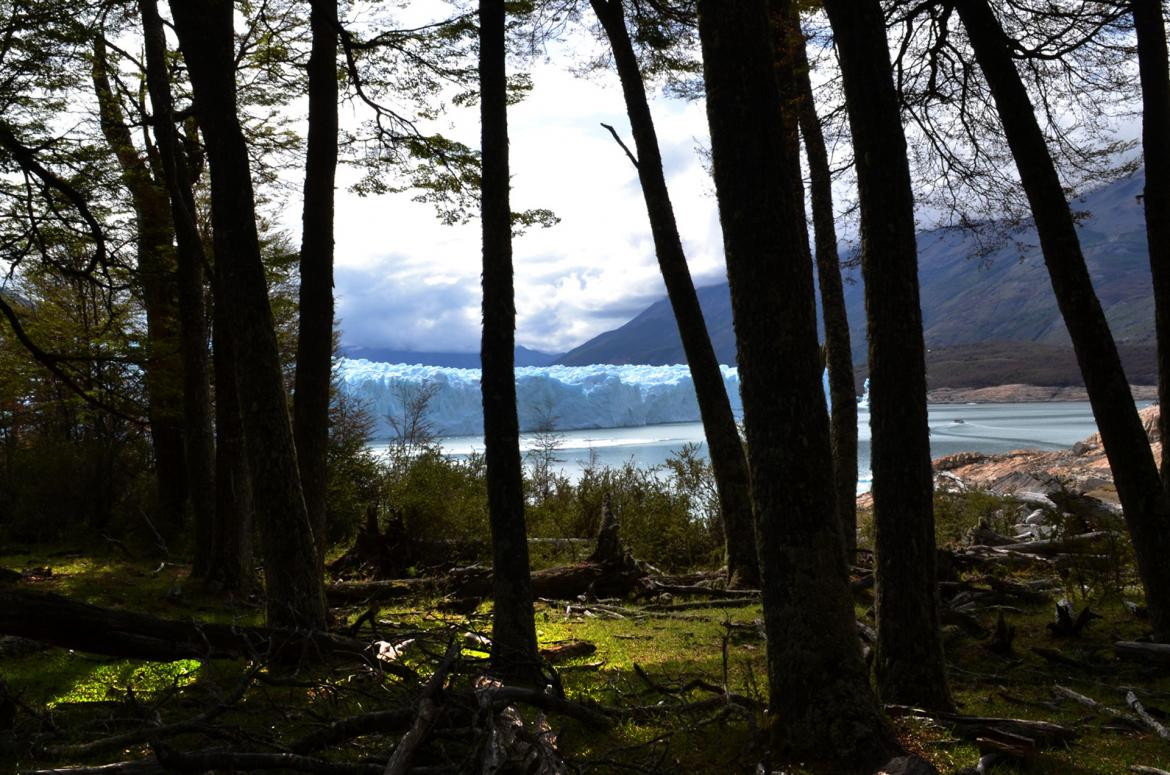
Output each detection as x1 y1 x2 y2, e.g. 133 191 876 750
695 0 902 769
781 3 859 558
588 0 758 588
478 0 539 682
138 0 215 573
955 0 1170 641
169 0 326 630
820 0 953 711
210 287 254 593
294 0 340 573
1133 0 1170 487
90 36 188 535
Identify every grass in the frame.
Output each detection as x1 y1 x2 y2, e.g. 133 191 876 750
3 491 1170 774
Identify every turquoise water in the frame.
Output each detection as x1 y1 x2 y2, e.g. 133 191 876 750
369 401 1151 491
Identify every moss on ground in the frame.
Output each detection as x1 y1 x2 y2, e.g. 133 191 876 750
3 493 1170 774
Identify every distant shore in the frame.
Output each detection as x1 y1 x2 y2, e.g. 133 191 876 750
926 383 1158 404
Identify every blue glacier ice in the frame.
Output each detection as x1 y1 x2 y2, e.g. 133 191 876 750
336 358 838 437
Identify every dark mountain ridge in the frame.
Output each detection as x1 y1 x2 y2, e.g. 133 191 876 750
556 171 1155 388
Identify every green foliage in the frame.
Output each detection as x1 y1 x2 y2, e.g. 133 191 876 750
932 489 1020 546
325 382 383 546
381 444 490 547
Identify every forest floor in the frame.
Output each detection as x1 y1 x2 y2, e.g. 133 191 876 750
2 489 1170 774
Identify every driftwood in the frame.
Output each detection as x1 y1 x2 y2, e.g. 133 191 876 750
1125 690 1170 741
1052 685 1144 729
993 531 1116 556
383 642 460 775
1115 641 1170 666
1047 600 1102 638
20 762 168 774
0 589 370 662
884 705 1078 748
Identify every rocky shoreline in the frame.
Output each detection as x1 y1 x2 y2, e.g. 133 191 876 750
926 383 1158 404
930 404 1161 503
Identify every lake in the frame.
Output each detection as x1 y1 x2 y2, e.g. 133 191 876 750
369 401 1150 491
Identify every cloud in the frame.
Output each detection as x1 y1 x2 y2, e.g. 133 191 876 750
294 41 724 356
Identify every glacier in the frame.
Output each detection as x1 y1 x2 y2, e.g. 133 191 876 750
336 358 839 437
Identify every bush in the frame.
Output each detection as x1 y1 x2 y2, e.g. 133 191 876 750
381 445 489 548
0 433 152 544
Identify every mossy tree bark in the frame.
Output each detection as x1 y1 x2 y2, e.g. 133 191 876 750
695 0 903 768
775 1 859 558
956 0 1170 641
820 0 953 711
589 0 759 588
294 0 340 572
1132 0 1170 486
169 0 326 629
137 0 217 571
90 35 189 538
210 292 254 593
479 0 540 681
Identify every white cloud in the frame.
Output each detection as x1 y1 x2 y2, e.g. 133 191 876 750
296 45 725 356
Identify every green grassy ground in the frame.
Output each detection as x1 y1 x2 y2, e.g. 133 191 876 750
2 495 1169 774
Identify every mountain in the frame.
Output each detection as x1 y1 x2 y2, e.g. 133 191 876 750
557 171 1156 386
340 345 561 368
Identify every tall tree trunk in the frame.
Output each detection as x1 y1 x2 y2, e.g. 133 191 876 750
956 0 1170 640
820 0 953 711
477 0 540 679
479 0 539 682
1133 0 1170 486
137 0 216 572
211 284 254 593
169 0 326 630
90 37 188 535
588 0 758 588
695 0 902 768
779 4 859 558
294 0 339 572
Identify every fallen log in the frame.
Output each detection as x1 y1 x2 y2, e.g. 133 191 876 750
328 562 648 604
1114 641 1170 666
993 531 1116 557
539 640 597 664
884 705 1077 747
20 762 166 774
383 642 461 775
1125 690 1170 741
329 497 648 604
0 589 370 662
1052 685 1143 729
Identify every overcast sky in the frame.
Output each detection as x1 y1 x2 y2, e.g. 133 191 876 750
279 36 724 357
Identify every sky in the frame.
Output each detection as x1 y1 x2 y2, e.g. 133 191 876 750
273 5 1142 359
279 25 725 357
